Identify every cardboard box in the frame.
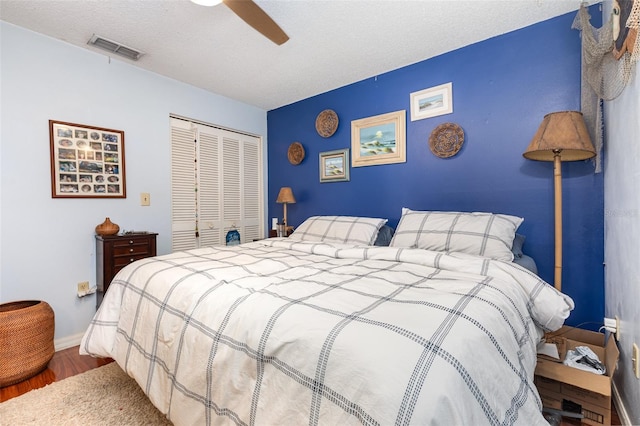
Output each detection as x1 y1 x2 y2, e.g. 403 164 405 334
534 327 619 426
536 388 611 425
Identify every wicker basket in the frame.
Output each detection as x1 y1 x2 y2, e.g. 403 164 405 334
0 300 55 387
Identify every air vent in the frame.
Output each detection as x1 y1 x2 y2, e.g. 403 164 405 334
88 34 144 61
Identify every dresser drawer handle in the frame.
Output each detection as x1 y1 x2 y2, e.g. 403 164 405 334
130 258 134 262
129 248 134 253
129 240 134 244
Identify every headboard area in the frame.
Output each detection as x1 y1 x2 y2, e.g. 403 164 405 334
290 210 539 275
373 224 537 274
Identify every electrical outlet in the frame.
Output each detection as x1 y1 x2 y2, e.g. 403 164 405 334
633 343 639 379
604 316 619 338
77 281 90 297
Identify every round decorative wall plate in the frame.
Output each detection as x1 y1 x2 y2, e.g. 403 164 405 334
428 122 465 158
315 109 339 138
287 141 305 165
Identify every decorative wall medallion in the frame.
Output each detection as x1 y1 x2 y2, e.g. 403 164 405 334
428 122 464 158
287 142 305 165
315 109 339 138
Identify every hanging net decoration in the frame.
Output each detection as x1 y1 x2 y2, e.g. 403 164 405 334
572 1 639 172
621 0 640 63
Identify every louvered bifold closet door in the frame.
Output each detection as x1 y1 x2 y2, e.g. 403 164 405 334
222 133 241 240
221 130 262 243
171 122 198 252
171 116 263 251
198 129 222 247
242 135 261 242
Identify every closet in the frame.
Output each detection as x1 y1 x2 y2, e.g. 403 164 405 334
170 116 263 251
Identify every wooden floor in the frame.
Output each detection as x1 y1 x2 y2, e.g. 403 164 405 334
0 346 112 403
0 346 622 425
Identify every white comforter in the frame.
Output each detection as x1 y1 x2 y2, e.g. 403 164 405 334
81 239 573 425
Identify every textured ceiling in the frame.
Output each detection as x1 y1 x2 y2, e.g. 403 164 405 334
0 0 592 110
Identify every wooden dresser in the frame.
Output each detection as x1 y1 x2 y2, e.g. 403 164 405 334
95 232 157 308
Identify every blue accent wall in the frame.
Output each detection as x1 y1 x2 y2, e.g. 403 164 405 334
267 8 604 329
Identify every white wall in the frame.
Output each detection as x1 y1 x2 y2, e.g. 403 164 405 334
0 22 268 347
603 18 640 426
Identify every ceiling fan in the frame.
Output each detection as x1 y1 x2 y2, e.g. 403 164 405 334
191 0 289 45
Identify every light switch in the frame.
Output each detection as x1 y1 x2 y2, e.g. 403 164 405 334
633 343 639 379
140 192 150 206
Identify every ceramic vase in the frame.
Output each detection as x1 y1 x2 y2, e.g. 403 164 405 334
95 217 120 236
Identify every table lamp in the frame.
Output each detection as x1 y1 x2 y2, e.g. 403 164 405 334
276 187 296 229
523 111 596 292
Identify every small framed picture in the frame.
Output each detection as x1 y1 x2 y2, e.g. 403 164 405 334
49 120 126 198
351 110 406 167
319 149 350 183
410 82 453 121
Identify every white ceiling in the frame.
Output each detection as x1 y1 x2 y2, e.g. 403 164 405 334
0 0 591 111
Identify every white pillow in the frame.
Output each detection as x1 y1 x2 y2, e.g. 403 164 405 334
289 216 388 246
389 208 523 261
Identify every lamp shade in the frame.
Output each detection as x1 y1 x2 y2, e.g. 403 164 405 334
523 111 596 162
276 187 296 204
190 0 222 6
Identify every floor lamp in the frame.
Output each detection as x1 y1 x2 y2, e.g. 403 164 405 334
523 111 596 292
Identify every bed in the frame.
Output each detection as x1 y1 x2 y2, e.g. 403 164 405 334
81 211 573 425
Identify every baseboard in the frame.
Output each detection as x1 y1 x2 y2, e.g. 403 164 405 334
54 332 84 351
612 381 632 426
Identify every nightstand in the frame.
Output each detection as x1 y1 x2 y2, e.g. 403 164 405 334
268 228 293 238
95 232 157 308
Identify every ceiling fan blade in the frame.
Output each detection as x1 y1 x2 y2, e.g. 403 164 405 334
223 0 289 45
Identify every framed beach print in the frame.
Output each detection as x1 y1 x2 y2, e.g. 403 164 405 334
410 82 453 121
319 149 350 183
351 110 406 167
49 120 126 198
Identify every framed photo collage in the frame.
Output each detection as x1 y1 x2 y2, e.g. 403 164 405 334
49 120 126 198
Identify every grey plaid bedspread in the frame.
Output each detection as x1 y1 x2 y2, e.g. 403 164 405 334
81 239 574 425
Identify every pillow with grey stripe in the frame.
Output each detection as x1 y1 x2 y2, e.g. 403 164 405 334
288 216 388 245
389 208 523 261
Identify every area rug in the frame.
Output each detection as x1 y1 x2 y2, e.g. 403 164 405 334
0 362 172 425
